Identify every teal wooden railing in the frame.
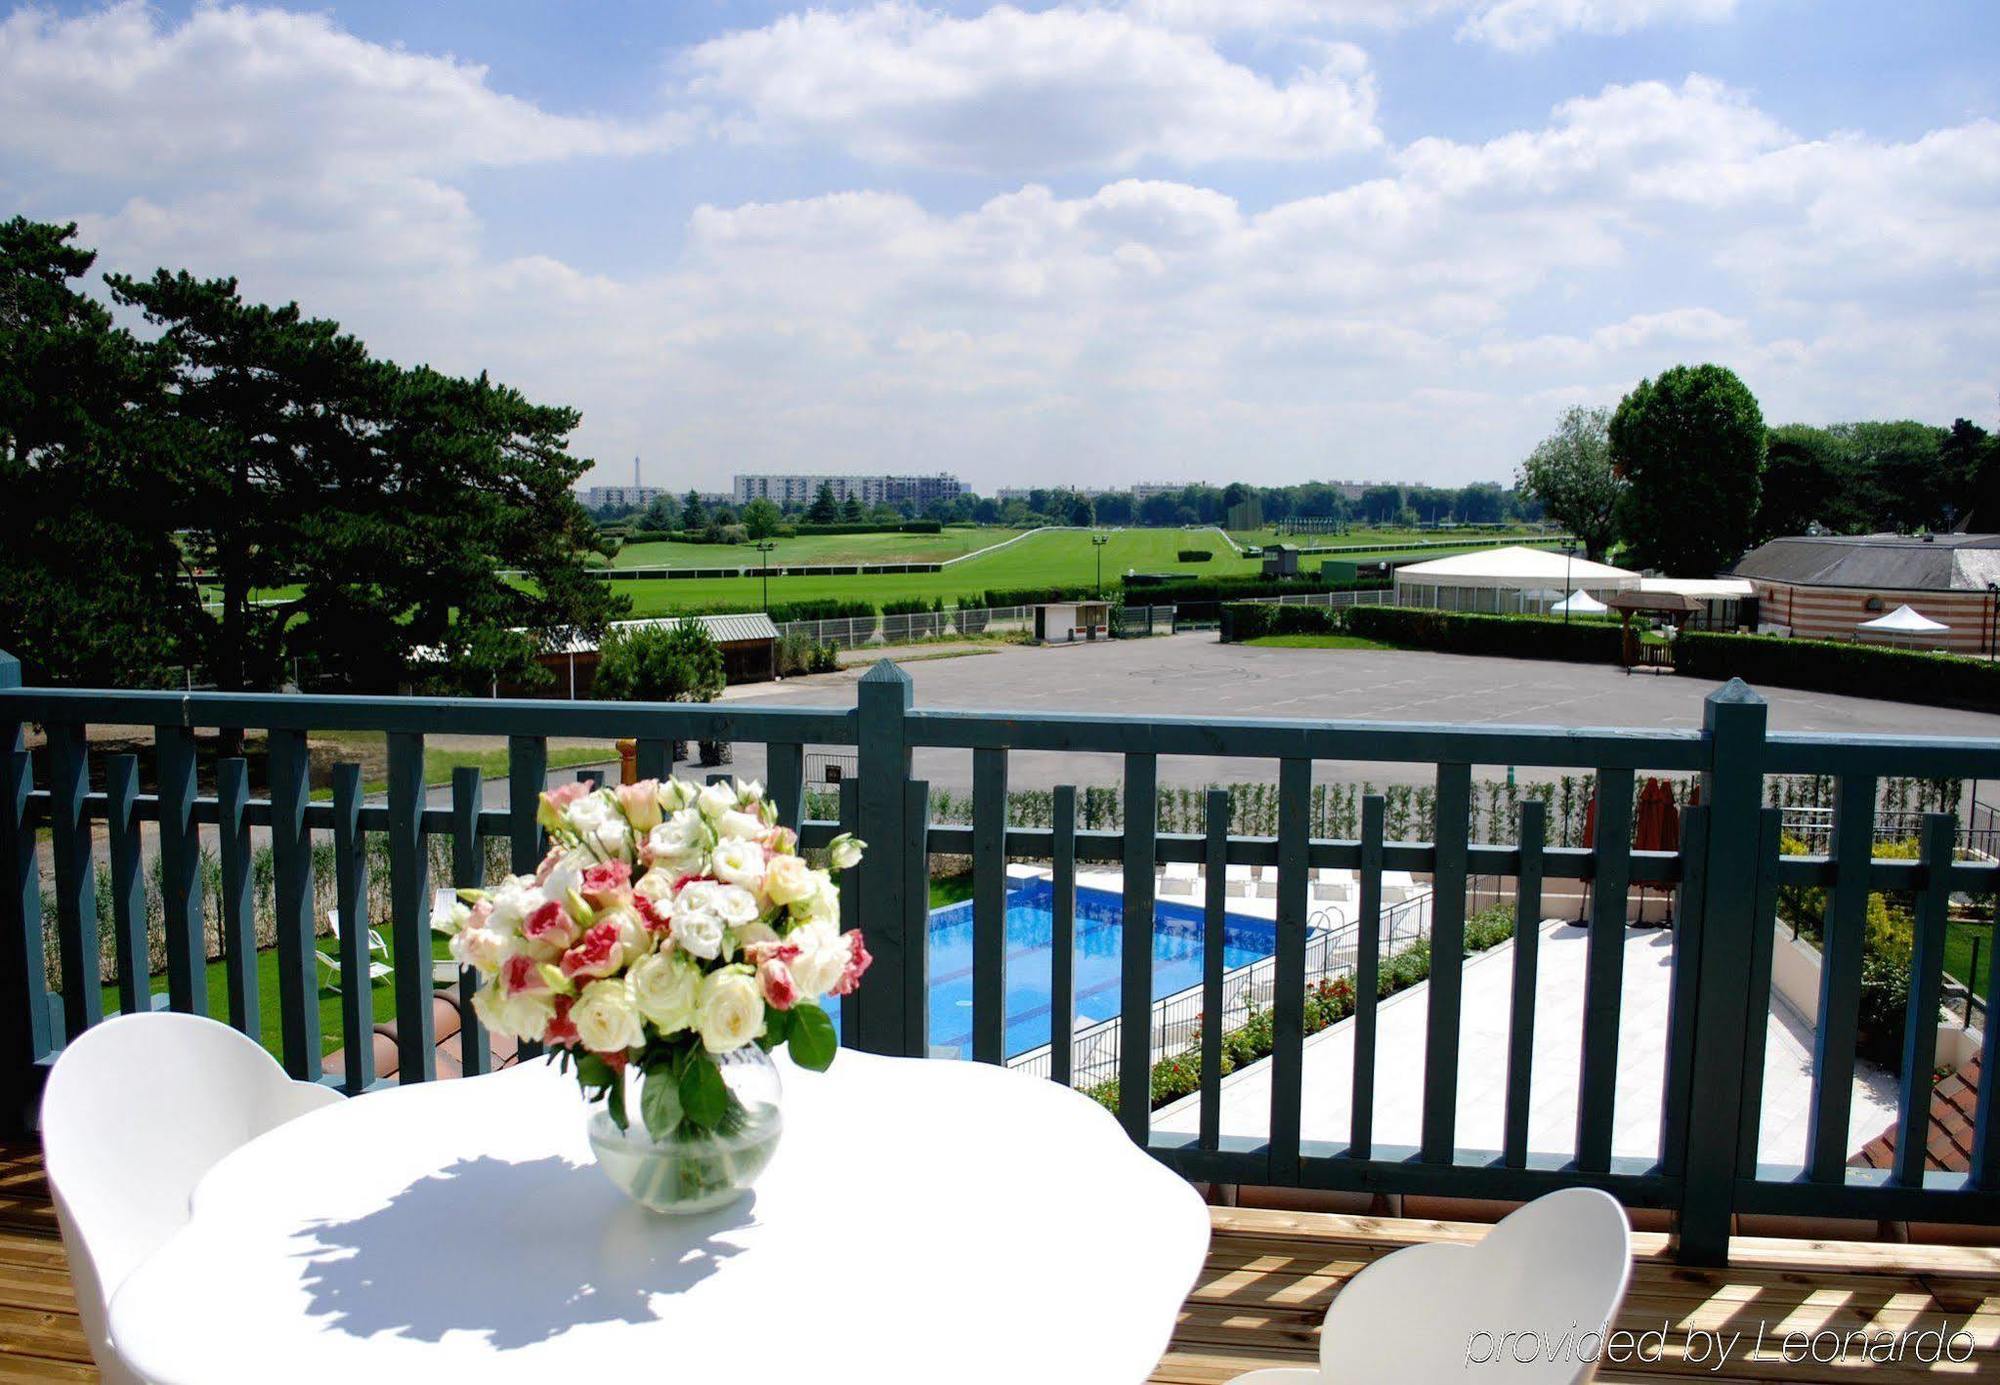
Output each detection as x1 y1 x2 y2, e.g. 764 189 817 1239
3 648 1997 1265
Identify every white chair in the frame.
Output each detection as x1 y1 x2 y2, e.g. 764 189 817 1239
1225 1188 1631 1384
319 909 393 990
40 1012 344 1383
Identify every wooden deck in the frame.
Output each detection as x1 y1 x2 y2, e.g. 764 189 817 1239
6 1137 2000 1382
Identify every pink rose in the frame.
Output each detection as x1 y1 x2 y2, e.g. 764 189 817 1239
545 782 588 810
758 958 799 1011
501 954 548 996
522 899 580 952
559 921 626 982
634 896 672 935
830 929 872 998
467 899 494 929
580 860 632 906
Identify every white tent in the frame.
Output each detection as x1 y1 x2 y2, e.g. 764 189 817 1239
1551 589 1609 614
1857 604 1949 647
1394 545 1638 614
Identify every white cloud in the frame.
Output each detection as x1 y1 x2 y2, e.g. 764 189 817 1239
0 1 681 181
682 3 1380 172
1129 0 1740 50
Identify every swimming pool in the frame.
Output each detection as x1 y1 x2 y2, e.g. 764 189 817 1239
822 878 1280 1059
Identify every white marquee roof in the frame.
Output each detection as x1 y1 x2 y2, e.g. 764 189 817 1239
1858 603 1950 633
1394 545 1639 588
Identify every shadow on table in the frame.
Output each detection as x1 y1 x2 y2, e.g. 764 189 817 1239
292 1154 753 1347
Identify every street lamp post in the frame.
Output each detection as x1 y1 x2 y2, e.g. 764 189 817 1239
1988 582 1998 662
1092 532 1109 597
753 540 776 611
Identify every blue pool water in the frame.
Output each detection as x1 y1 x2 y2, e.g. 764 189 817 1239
822 879 1279 1059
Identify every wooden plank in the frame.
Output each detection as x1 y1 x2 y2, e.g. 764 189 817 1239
634 736 671 782
1808 772 1877 1183
267 727 319 1077
1578 765 1635 1173
1658 803 1705 1177
216 757 256 1037
1894 814 1956 1188
387 731 434 1082
971 747 1008 1065
0 708 54 1104
1122 752 1159 1146
1420 761 1470 1164
766 741 803 834
330 763 373 1094
1051 785 1077 1088
1503 797 1545 1169
451 767 488 1078
1272 757 1310 1182
103 755 147 1019
1735 808 1785 1174
1200 788 1227 1151
45 723 97 1041
1350 796 1385 1161
153 723 205 1016
836 776 861 1051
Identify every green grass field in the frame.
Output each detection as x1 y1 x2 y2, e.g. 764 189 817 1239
610 527 1030 569
1246 633 1397 651
1947 918 1992 1001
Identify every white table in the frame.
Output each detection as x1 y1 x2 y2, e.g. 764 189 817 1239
110 1048 1209 1383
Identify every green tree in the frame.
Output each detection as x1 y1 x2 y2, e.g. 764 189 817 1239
1356 485 1403 525
1940 418 1994 526
593 619 726 703
1610 365 1765 575
1067 493 1094 526
681 489 708 529
1834 420 1950 531
642 492 680 531
0 219 191 686
807 481 839 524
1454 483 1504 525
1515 407 1623 562
838 494 864 522
1756 425 1858 540
741 497 782 539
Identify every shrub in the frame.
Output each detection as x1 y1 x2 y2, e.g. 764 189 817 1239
1675 631 2000 712
1220 603 1343 642
767 598 875 624
955 598 991 634
1176 548 1214 562
775 631 839 677
881 596 947 617
1345 607 1623 663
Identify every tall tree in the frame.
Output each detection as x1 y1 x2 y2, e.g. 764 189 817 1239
0 219 191 686
1755 424 1860 540
1356 485 1404 525
642 492 680 531
1610 365 1765 575
807 481 839 524
1940 418 1993 526
838 494 864 522
681 488 708 529
1515 407 1622 561
741 497 782 539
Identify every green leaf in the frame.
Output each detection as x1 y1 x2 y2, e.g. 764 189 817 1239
679 1053 728 1130
640 1068 685 1142
761 1007 794 1048
606 1070 629 1132
788 1004 837 1072
574 1051 614 1090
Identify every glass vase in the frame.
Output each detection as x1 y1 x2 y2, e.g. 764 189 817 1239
585 1045 784 1214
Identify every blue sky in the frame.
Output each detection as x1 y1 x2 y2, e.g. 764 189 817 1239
4 0 1997 491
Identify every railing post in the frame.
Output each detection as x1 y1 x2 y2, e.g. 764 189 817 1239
855 660 914 1057
0 650 52 1136
1673 678 1769 1265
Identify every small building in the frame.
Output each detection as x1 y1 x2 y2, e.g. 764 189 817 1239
1260 544 1301 578
1393 545 1639 613
506 613 781 698
1031 601 1111 643
1730 533 2000 655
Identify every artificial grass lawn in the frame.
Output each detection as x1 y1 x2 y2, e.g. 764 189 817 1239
96 922 457 1063
306 732 616 799
1245 634 1397 651
610 528 1030 569
1946 918 1993 1000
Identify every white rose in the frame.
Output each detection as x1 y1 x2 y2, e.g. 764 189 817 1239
589 818 633 863
472 982 554 1042
827 834 866 871
792 871 840 927
735 779 765 805
570 977 645 1054
714 810 766 842
449 927 510 977
697 782 737 820
710 838 766 891
674 909 725 960
598 905 651 958
646 810 709 875
786 919 848 999
733 920 780 952
697 970 766 1053
711 884 761 928
661 777 699 811
629 953 701 1034
484 876 541 934
566 792 612 835
541 847 592 903
764 854 816 906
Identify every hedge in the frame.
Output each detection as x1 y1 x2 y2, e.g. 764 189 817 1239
1219 603 1343 641
791 520 943 536
1675 631 2000 711
767 598 876 624
1176 548 1214 562
1344 607 1624 663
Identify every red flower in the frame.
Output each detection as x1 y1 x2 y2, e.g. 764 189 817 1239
522 899 580 951
830 929 872 998
633 896 673 935
580 860 631 904
545 995 579 1047
559 921 625 981
501 954 548 996
757 958 799 1011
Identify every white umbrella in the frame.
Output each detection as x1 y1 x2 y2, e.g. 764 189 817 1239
1552 590 1608 614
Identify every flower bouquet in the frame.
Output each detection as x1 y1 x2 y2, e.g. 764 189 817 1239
435 776 868 1211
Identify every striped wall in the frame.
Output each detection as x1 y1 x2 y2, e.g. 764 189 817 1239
1750 580 1998 655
